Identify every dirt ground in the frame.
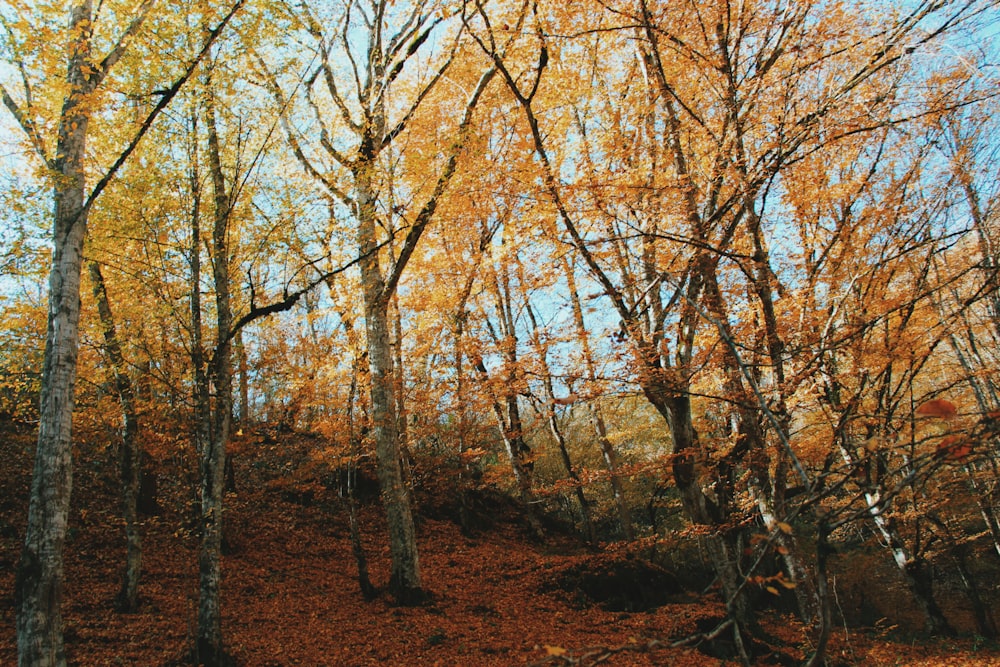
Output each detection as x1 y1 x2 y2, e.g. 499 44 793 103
2 422 1000 666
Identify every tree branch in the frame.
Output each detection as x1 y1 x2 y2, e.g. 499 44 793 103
96 0 158 83
81 0 248 219
380 64 497 303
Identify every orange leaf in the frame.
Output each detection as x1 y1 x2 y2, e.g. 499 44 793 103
916 399 957 419
936 435 973 462
544 645 568 656
552 394 578 406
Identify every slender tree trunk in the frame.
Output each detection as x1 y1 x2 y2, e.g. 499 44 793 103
356 160 422 603
547 403 595 543
235 328 249 425
949 123 1000 341
934 299 1000 557
482 379 545 540
392 296 411 471
805 520 833 667
87 260 142 612
194 79 235 667
743 210 821 626
468 326 543 537
522 284 594 542
453 303 473 533
968 470 1000 559
262 10 493 602
562 254 633 539
16 4 94 663
950 541 996 638
643 372 754 644
475 255 545 539
836 439 955 635
345 343 376 599
188 119 217 667
447 227 494 533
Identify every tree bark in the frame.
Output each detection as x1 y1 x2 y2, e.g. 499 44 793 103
562 253 633 539
87 260 142 612
836 425 955 635
356 159 423 603
344 333 377 600
475 253 545 539
16 3 94 663
194 77 235 666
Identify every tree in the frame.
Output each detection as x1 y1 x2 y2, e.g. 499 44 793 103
85 260 142 612
463 0 990 657
260 0 495 601
1 1 243 662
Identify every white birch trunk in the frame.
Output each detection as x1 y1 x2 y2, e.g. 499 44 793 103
17 4 93 663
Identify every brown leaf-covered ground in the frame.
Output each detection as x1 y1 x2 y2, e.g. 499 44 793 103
2 422 1000 666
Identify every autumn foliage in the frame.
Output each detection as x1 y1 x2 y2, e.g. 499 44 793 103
2 0 1000 665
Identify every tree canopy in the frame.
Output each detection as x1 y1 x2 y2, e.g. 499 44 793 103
2 0 1000 665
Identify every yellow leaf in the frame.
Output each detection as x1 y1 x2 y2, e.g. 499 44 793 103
777 522 793 535
766 586 779 595
544 645 568 656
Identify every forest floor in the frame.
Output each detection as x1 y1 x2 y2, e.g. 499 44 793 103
2 421 1000 666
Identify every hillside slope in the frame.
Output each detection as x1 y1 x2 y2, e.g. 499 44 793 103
2 422 999 666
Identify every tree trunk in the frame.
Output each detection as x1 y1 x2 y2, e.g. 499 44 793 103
838 440 955 635
645 377 754 642
344 340 377 600
235 328 249 425
447 232 492 534
263 6 493 602
365 296 422 602
357 160 422 603
87 260 142 612
17 3 93 663
194 79 235 666
522 287 594 542
548 404 595 543
805 520 833 667
495 391 545 540
562 254 633 539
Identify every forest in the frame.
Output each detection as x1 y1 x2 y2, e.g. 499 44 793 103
2 0 1000 665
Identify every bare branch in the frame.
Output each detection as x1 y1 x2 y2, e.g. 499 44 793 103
0 83 50 165
304 70 353 167
254 50 356 208
384 0 427 60
95 0 157 82
81 0 248 218
297 2 362 133
378 28 461 152
381 64 497 303
342 2 367 109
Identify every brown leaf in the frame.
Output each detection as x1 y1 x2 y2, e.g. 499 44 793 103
916 398 958 419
